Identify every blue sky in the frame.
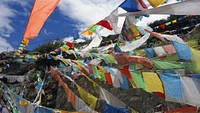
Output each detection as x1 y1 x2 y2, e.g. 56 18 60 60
0 1 81 51
0 0 179 52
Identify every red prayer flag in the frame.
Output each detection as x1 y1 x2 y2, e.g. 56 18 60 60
145 29 165 42
159 24 166 29
165 106 197 113
23 0 60 39
104 73 113 85
118 66 132 80
96 20 113 30
137 0 148 9
155 92 165 98
162 44 176 54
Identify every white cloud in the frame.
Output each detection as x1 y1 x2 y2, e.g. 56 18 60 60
58 0 124 29
0 0 30 51
0 2 15 37
0 37 14 52
0 1 30 37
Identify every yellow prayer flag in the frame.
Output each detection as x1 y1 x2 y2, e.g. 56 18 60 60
142 72 164 93
129 80 137 88
190 47 200 72
88 24 95 28
147 0 166 8
105 54 116 64
128 25 140 37
171 19 177 23
135 50 145 57
186 40 198 48
60 46 67 52
19 100 29 106
81 30 93 36
98 66 107 73
76 84 98 109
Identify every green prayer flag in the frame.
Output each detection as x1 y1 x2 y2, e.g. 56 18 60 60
92 65 100 79
20 44 26 47
165 22 171 26
98 71 105 81
153 60 187 70
63 45 70 50
102 55 109 64
129 70 146 90
89 25 98 32
12 108 18 113
105 54 115 64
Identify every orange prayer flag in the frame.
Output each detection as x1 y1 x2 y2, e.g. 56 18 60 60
22 38 29 45
23 0 60 39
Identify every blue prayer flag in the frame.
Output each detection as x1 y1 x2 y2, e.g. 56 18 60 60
119 0 138 12
120 75 129 90
103 103 128 113
172 41 192 60
159 73 183 99
145 48 154 58
114 44 122 53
